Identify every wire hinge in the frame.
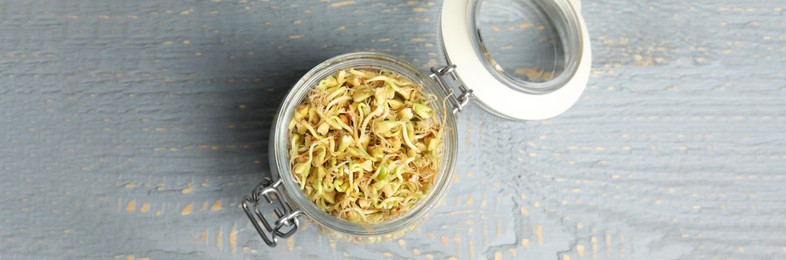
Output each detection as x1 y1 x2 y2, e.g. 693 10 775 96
430 64 473 114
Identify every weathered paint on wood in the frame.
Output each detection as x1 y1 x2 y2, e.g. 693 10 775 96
1 0 785 259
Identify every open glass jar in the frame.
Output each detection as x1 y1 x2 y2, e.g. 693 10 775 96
242 0 591 246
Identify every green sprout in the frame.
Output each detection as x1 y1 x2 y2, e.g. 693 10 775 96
288 68 445 223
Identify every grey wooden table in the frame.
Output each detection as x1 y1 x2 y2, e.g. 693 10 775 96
2 0 786 259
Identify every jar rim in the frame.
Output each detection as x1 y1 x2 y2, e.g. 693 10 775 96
269 52 459 237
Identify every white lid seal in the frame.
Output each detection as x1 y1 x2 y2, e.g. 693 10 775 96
440 0 591 120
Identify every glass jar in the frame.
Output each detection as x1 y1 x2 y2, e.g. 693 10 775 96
242 0 591 246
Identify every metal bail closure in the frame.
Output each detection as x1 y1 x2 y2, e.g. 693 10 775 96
242 177 304 247
430 64 473 114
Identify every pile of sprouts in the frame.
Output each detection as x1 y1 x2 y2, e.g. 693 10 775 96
288 68 445 223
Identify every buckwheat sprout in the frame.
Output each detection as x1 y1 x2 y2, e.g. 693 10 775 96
288 68 445 223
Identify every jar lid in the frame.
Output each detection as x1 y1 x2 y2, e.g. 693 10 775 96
440 0 591 120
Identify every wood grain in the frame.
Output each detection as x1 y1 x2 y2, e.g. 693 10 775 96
1 0 785 259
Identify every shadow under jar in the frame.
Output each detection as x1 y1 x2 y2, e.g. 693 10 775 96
242 0 591 246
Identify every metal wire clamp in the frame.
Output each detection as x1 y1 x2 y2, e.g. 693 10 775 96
242 177 304 247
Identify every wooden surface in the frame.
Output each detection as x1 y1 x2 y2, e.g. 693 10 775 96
1 0 786 259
